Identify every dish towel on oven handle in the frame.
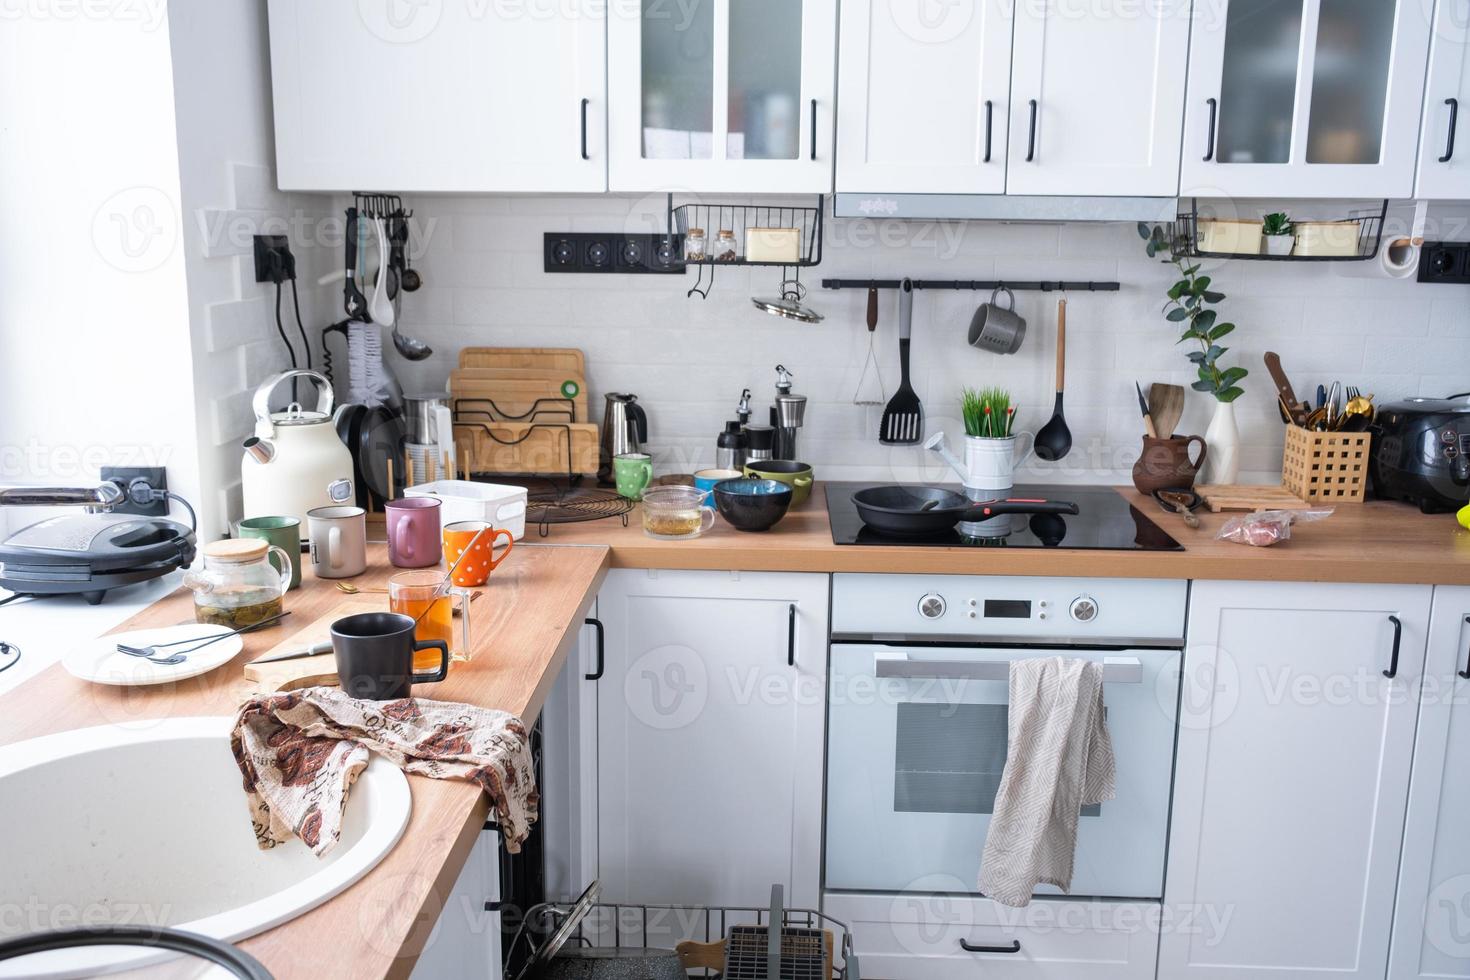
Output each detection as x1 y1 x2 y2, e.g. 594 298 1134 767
978 656 1116 907
230 687 538 857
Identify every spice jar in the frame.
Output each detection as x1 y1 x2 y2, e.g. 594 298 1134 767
184 538 292 628
684 227 706 262
715 229 738 262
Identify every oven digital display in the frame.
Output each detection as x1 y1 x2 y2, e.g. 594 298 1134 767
983 599 1031 619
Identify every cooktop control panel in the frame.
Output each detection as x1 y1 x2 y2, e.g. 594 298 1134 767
832 574 1187 645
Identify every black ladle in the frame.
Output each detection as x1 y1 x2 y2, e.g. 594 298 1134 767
1035 297 1072 461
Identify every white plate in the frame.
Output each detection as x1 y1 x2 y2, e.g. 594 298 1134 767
63 623 244 687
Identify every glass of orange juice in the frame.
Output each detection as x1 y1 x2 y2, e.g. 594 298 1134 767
387 569 473 668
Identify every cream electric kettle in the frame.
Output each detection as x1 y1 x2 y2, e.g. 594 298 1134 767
241 370 355 538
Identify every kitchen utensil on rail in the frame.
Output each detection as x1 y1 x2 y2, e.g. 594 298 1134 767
1153 488 1201 529
852 485 1078 537
368 218 395 328
116 611 289 661
853 285 885 406
342 207 368 320
880 279 923 444
1034 298 1072 461
1148 383 1185 440
967 285 1027 355
1264 352 1310 427
1134 382 1158 438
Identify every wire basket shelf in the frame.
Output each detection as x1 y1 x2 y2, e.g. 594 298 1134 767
1170 198 1387 262
669 196 824 268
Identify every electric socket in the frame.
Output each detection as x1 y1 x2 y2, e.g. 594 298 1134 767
544 232 684 274
99 466 169 517
253 235 296 283
1417 242 1470 284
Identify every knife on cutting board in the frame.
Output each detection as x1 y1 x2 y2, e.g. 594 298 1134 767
250 640 333 665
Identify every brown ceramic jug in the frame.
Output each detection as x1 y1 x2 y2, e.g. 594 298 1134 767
1132 434 1208 495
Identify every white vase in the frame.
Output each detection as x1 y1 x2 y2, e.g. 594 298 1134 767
1264 234 1295 256
1200 400 1240 485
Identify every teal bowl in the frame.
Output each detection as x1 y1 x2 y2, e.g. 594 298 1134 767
712 478 793 532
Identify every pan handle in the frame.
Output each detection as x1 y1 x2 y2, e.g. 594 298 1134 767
962 499 1080 521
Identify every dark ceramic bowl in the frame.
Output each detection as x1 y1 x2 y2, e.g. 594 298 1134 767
713 478 793 532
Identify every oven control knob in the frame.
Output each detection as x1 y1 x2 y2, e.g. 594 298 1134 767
918 594 947 619
1070 596 1099 623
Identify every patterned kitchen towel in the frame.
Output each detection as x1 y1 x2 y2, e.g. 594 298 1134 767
978 657 1115 907
230 687 537 857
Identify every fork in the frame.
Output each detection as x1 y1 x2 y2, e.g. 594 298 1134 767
115 611 291 662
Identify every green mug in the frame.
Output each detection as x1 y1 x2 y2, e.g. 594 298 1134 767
236 516 303 590
613 452 653 501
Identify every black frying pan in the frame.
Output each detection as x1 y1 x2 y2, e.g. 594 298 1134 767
852 486 1079 537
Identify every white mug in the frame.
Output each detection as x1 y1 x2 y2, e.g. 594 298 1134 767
307 505 368 579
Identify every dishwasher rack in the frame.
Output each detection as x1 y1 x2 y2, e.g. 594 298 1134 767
508 884 859 980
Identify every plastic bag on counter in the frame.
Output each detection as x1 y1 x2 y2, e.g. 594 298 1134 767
1216 508 1334 547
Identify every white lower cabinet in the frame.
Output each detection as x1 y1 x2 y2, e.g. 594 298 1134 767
825 892 1159 980
411 825 503 980
592 569 828 911
1160 580 1433 979
1390 585 1470 979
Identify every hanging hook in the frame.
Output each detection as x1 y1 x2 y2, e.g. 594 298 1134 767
687 258 713 300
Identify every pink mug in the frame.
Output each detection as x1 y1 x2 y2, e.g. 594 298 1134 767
385 497 442 568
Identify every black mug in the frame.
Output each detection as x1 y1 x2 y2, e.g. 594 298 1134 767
331 612 449 701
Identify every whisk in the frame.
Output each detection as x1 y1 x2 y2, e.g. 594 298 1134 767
852 285 886 406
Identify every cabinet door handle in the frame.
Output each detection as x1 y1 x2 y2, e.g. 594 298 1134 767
1441 97 1459 163
810 99 818 161
1204 97 1218 161
787 603 796 667
1025 99 1038 162
583 616 604 681
960 939 1021 954
1384 615 1402 679
580 98 590 161
1459 615 1470 680
983 100 994 163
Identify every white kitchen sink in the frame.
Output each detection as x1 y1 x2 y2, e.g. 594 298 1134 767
0 716 411 978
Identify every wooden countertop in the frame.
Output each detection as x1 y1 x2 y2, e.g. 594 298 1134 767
540 484 1470 585
0 542 610 980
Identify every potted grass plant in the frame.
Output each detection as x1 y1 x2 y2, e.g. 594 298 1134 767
1262 212 1295 256
958 387 1031 495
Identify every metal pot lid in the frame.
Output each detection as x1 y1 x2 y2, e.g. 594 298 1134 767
269 406 332 426
752 280 823 323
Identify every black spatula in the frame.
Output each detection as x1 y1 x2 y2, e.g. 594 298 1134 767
880 279 923 444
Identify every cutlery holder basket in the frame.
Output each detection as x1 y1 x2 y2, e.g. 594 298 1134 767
1281 426 1372 504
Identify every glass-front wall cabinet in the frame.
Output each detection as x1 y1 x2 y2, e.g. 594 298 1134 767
1181 0 1432 198
610 0 836 192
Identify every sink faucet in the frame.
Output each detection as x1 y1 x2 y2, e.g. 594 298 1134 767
0 483 126 514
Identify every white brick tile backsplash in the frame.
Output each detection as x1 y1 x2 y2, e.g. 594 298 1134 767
391 195 1470 482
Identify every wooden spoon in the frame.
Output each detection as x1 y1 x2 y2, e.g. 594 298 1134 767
1148 383 1185 440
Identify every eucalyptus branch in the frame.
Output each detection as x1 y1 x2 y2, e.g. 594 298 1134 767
1138 223 1248 403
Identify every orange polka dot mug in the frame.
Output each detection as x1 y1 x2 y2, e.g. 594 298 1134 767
442 520 514 587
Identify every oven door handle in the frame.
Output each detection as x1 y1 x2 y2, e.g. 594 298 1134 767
873 651 1143 684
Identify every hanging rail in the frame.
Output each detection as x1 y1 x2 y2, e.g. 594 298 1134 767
821 278 1120 292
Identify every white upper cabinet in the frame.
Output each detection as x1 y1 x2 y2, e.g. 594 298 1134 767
266 1 605 192
608 0 837 193
836 0 1013 195
1180 0 1433 199
1004 0 1191 197
1414 0 1470 199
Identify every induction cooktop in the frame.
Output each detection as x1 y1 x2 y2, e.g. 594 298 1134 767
825 482 1183 551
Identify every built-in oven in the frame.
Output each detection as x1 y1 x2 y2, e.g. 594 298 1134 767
825 574 1186 901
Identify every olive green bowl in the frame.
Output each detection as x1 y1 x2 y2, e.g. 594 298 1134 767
742 460 814 507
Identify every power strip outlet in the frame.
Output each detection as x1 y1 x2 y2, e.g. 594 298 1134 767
1418 242 1470 284
544 233 685 274
99 466 169 517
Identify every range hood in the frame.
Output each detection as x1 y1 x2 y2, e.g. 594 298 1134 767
833 193 1178 223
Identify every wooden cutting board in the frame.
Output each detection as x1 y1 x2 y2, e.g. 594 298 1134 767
449 373 588 422
458 347 585 375
1196 484 1314 513
243 598 378 691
